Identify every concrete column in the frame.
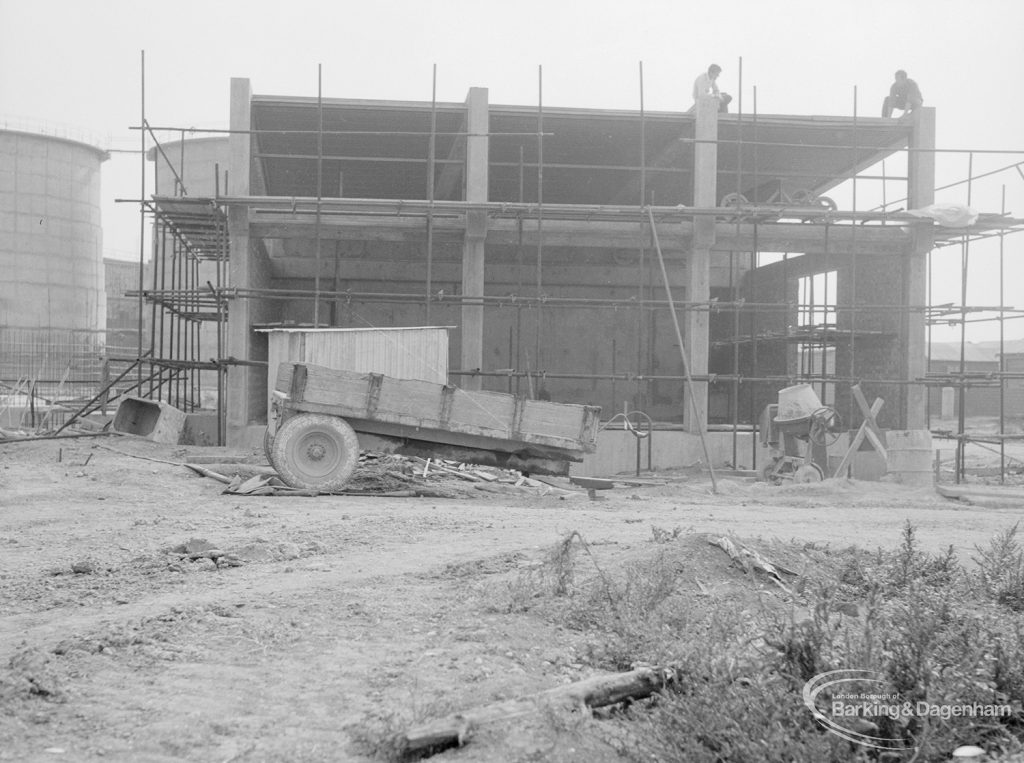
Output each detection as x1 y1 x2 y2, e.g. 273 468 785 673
685 96 718 431
903 107 935 429
226 78 254 444
460 87 489 390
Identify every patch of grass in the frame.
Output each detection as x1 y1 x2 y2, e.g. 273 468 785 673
888 520 960 591
496 525 1024 761
973 522 1024 611
346 684 458 762
614 671 859 763
346 708 414 762
650 524 685 544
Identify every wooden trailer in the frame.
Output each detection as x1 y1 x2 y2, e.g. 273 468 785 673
266 362 601 491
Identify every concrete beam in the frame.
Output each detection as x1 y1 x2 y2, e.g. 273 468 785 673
248 214 908 255
227 77 255 444
684 96 717 432
267 260 694 289
904 107 935 429
712 223 908 255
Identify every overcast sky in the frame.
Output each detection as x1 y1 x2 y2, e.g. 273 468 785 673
2 0 1022 342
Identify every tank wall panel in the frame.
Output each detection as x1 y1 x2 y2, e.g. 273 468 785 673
0 131 105 334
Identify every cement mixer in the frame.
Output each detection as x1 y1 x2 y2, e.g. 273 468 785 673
759 384 842 484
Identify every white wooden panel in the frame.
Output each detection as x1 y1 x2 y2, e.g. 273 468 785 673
260 327 450 421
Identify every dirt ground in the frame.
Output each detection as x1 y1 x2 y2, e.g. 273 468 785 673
1 433 1023 762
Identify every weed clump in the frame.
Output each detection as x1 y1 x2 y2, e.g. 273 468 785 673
496 524 1024 762
974 523 1024 611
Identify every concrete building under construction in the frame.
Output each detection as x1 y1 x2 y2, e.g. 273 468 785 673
137 75 1023 472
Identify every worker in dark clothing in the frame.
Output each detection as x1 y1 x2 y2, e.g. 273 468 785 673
882 70 923 118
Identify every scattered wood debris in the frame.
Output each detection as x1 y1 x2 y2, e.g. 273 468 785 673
709 535 797 592
174 450 588 500
222 474 321 497
401 665 675 756
335 453 588 499
0 428 118 444
569 476 617 500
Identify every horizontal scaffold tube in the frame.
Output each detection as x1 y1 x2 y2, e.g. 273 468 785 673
126 287 1023 316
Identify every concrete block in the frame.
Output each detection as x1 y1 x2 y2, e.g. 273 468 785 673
112 397 187 444
181 413 220 446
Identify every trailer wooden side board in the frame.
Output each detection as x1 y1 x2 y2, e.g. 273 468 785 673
275 362 600 456
267 363 602 491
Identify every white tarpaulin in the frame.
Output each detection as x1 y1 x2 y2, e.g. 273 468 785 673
907 203 979 228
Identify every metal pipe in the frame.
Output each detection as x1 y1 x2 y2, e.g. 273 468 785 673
535 64 544 387
193 256 200 410
331 240 342 326
1000 185 1006 483
517 147 525 397
874 158 1024 210
730 248 740 468
647 206 717 492
731 56 744 466
956 151 975 483
313 64 324 327
134 287 1018 317
750 86 759 470
445 369 1008 386
425 64 437 322
205 193 1017 227
137 50 146 391
926 242 933 430
215 215 225 445
850 85 858 430
145 131 188 196
134 124 548 138
176 236 185 406
147 214 159 399
168 234 177 405
156 223 167 398
638 60 648 418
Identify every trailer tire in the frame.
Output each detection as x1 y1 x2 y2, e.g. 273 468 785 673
270 413 360 492
264 427 278 471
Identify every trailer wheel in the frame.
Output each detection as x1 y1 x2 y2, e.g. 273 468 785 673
270 413 360 492
264 427 278 471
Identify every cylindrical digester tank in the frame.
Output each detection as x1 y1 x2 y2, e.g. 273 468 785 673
146 136 231 410
0 129 107 331
148 136 229 197
0 129 108 386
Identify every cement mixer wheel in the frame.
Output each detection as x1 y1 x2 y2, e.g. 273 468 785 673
270 413 360 492
794 463 824 483
809 406 843 446
761 459 788 485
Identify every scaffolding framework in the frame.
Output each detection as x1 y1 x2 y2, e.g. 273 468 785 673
119 58 1024 479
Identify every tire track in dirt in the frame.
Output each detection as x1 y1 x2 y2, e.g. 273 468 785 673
3 487 1016 664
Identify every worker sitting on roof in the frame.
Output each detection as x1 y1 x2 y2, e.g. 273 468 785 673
882 69 923 118
692 64 732 114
